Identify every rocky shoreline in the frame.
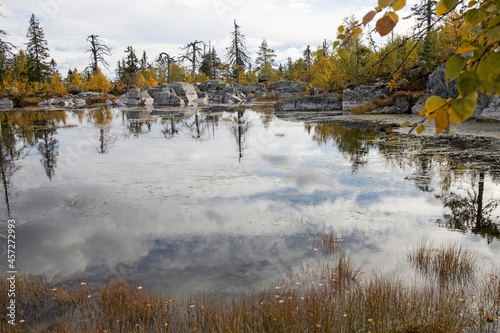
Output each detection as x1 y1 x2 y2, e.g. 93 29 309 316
1 64 499 126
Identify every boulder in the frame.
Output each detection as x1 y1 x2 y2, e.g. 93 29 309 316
275 94 342 111
342 84 389 111
165 82 198 105
126 88 142 99
224 93 243 104
6 87 19 96
199 80 226 92
39 98 57 107
68 86 81 95
0 98 13 109
279 92 294 99
381 95 410 114
477 95 500 121
409 67 423 80
153 91 185 107
141 90 154 106
412 64 492 115
268 81 307 94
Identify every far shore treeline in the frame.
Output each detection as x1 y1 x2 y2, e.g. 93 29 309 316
0 4 475 98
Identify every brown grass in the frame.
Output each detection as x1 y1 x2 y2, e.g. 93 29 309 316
407 238 477 282
312 231 343 254
1 241 498 332
351 96 396 114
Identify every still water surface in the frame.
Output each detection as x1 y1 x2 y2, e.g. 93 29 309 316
1 106 499 297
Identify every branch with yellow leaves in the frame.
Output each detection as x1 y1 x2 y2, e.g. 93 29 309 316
334 0 500 135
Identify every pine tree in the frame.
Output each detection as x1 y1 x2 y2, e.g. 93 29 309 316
226 20 250 83
255 39 276 76
86 35 111 75
25 14 50 83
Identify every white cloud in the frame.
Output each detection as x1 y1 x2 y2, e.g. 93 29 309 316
2 0 419 77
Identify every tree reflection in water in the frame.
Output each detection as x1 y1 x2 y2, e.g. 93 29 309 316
87 108 117 154
230 108 250 162
437 171 500 243
309 122 500 242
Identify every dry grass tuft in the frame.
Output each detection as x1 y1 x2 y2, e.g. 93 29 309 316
407 239 477 282
313 231 343 253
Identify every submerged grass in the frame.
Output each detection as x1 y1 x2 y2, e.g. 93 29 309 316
312 231 343 254
407 238 477 283
1 240 499 332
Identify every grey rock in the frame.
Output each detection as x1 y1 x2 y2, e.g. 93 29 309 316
224 93 243 104
477 95 500 121
427 65 458 99
0 97 14 109
275 94 342 111
342 84 389 111
380 95 410 114
153 92 185 107
247 93 254 100
279 92 294 99
6 87 19 95
166 82 198 105
141 90 154 106
126 88 142 99
268 81 307 94
68 86 81 95
199 80 225 92
409 67 423 79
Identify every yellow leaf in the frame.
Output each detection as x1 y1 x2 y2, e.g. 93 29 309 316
378 0 395 8
376 15 397 36
353 27 363 37
456 45 477 55
388 11 399 24
417 124 426 134
338 25 345 33
363 10 377 26
435 107 450 134
484 26 500 48
424 95 446 112
392 0 406 11
449 94 477 124
436 0 448 16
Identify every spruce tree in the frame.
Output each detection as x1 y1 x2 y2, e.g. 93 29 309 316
255 39 276 76
25 14 50 83
226 20 250 83
200 47 222 80
0 10 14 83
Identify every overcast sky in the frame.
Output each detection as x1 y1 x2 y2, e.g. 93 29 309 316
1 0 417 79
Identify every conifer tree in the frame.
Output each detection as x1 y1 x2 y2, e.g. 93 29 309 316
180 40 204 78
25 14 50 83
200 46 222 79
86 35 111 75
226 20 250 83
255 39 276 75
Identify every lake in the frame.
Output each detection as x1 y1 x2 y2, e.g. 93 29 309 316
1 105 499 298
